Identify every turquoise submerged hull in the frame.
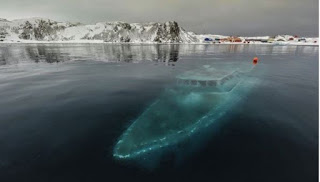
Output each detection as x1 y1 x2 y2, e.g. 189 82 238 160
113 64 257 160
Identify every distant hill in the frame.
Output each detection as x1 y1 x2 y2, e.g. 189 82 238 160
0 18 198 43
0 18 318 45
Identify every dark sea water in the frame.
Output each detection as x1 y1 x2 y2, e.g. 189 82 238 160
0 44 318 182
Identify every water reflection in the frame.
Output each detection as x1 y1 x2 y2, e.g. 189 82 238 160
0 44 318 66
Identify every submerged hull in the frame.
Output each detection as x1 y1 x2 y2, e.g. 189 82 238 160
113 64 257 160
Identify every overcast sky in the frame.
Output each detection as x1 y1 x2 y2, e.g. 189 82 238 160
0 0 318 36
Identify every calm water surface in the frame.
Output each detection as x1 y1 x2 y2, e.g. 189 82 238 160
0 44 318 182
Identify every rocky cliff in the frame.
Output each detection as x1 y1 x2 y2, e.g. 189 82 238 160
0 18 199 43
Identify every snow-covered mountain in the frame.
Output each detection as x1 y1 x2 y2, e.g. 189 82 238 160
0 18 198 43
0 17 318 45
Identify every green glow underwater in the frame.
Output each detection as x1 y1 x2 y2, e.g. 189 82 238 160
113 64 258 163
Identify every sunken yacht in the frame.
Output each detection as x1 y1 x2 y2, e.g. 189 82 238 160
113 61 258 161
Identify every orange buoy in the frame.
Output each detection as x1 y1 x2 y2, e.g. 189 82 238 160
253 57 259 65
